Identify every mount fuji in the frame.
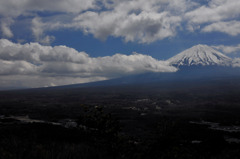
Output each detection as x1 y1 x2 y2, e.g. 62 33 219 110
167 44 232 67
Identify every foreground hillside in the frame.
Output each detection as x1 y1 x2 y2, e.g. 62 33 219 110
0 77 240 159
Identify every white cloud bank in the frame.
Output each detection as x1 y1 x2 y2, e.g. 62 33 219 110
0 39 177 89
1 0 239 44
72 0 187 43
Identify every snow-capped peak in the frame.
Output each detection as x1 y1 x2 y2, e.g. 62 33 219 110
167 44 232 67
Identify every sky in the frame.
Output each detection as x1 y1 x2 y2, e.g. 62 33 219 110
0 0 240 89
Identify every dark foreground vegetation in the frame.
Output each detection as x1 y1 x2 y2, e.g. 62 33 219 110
0 78 240 158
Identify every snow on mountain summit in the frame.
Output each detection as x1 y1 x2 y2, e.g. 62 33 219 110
167 44 232 67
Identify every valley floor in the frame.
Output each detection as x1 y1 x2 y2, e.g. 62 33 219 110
0 79 240 159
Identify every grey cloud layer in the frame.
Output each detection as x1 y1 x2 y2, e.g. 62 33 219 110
0 39 176 88
1 0 239 43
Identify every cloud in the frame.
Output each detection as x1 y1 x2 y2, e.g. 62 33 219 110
184 0 240 35
71 0 198 43
184 0 240 39
0 60 37 75
232 58 240 67
202 21 240 36
0 75 107 89
31 17 55 44
0 0 240 43
185 0 240 24
0 0 195 43
0 0 97 17
32 0 240 43
0 39 177 88
74 10 181 43
0 18 14 38
212 44 240 54
0 0 98 43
